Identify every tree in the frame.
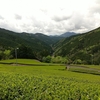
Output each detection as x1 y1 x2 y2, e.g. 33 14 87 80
18 45 35 59
0 50 12 60
51 56 69 64
42 55 51 63
11 44 35 59
74 59 82 64
3 50 12 59
0 51 3 60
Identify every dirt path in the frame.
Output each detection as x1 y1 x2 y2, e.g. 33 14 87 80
68 65 100 73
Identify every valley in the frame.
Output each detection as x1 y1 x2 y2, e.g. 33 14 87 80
0 27 100 99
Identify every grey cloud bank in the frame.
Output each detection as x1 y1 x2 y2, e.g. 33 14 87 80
0 0 100 35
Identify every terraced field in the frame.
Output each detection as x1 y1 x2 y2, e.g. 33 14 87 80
0 59 100 100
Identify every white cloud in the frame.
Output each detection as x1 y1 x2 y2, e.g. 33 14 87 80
15 14 22 20
0 15 4 20
0 0 100 35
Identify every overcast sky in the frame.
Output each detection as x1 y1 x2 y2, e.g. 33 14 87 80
0 0 100 35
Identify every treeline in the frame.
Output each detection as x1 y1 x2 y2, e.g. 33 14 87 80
42 56 70 64
42 54 100 65
0 47 100 65
42 55 83 64
0 44 50 61
0 50 12 60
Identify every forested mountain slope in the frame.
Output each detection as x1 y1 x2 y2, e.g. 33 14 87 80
0 28 52 59
54 27 100 64
34 33 63 45
0 28 50 50
1 27 100 64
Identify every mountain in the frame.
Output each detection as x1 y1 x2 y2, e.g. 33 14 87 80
60 32 76 37
34 33 62 45
0 28 53 60
19 32 63 46
0 28 67 60
1 26 100 64
0 28 50 49
53 27 100 64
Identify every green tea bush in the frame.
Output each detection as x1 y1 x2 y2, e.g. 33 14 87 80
0 72 100 100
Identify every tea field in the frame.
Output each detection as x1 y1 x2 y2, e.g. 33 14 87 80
0 59 100 100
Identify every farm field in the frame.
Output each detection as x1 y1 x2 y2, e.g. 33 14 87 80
0 59 100 100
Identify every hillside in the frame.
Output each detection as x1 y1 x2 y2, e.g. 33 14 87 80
1 27 100 64
0 28 53 59
1 28 74 60
34 33 62 45
0 28 64 48
0 28 49 49
60 32 76 37
54 27 100 64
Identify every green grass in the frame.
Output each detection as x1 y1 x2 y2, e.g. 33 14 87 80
75 64 100 70
0 59 42 64
69 64 100 75
0 59 62 66
0 59 100 100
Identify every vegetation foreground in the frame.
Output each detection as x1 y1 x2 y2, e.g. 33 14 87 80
0 59 100 100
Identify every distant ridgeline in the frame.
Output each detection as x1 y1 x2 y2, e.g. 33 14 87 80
0 27 100 65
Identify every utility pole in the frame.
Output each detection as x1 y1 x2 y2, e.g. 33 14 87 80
91 54 94 65
15 48 19 65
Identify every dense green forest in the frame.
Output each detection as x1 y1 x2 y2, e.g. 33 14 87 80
0 27 100 65
0 28 63 60
54 27 100 65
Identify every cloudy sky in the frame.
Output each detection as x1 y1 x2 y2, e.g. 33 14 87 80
0 0 100 35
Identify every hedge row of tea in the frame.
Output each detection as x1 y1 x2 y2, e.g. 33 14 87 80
0 72 100 100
